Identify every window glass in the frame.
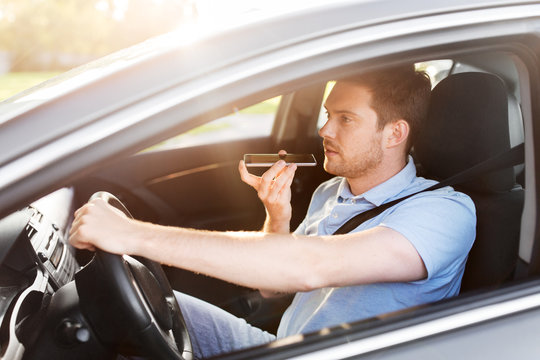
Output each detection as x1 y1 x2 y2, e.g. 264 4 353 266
147 96 281 151
316 81 335 130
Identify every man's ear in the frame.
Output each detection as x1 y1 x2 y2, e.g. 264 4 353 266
385 120 410 149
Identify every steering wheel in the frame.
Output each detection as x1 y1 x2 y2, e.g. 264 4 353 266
74 192 193 360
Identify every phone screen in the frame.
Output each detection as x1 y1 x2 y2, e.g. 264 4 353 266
244 154 317 167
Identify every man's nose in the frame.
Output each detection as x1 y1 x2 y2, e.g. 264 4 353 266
318 119 334 139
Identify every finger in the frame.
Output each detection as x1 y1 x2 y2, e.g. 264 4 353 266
86 244 97 252
109 204 128 218
70 232 95 252
70 205 91 236
280 164 297 196
268 164 297 202
274 163 290 178
92 197 109 208
70 202 101 239
261 160 287 182
259 161 286 197
68 228 83 248
69 218 79 237
278 149 287 156
238 160 260 188
272 164 295 192
90 197 127 218
73 204 88 219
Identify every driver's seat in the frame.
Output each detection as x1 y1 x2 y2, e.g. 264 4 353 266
414 72 524 292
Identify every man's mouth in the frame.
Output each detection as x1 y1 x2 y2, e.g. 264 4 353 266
323 141 339 156
325 149 338 156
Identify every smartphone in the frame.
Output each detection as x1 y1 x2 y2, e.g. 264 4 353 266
244 153 317 167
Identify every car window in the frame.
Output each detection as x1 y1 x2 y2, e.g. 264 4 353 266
316 60 454 130
316 81 335 130
146 96 281 151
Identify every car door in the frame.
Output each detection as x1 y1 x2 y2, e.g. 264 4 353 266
72 83 330 332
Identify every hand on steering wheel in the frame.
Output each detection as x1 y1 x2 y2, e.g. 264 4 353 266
74 192 193 359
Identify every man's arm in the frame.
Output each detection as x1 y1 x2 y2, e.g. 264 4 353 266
238 150 297 234
238 150 297 297
69 200 426 293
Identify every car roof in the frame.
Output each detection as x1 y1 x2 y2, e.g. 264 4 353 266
0 0 538 217
0 0 531 120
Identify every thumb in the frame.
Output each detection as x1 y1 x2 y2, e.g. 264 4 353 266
238 160 260 188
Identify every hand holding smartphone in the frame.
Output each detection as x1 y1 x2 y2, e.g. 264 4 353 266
243 153 317 167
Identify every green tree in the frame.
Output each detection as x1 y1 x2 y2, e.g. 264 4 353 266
0 0 193 71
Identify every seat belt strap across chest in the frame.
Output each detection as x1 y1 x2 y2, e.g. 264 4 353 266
332 143 524 235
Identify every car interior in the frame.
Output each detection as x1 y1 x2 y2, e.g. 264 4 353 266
0 47 533 359
70 53 527 334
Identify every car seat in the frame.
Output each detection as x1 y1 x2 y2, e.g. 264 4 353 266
414 72 524 292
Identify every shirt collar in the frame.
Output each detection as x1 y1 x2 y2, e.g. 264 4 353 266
337 155 417 207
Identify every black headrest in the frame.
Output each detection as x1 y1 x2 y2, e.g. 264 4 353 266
415 72 515 193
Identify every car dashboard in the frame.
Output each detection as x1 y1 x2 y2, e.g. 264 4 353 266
0 188 80 359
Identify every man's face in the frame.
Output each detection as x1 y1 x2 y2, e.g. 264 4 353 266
319 81 384 179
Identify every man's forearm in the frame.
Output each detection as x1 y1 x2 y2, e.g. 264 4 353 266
132 221 317 292
70 199 313 292
70 199 427 293
260 216 290 297
131 220 427 293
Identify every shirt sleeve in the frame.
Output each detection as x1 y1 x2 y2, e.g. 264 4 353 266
378 188 476 280
294 219 307 235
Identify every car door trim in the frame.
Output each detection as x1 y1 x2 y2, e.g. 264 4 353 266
289 291 540 359
145 162 235 186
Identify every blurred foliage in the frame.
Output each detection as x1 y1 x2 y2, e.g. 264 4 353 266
145 96 281 151
237 96 281 114
0 71 60 100
0 0 196 71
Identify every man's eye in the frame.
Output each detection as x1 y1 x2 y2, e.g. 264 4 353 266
341 116 352 123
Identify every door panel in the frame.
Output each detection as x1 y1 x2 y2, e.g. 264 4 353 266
73 87 331 333
73 136 286 330
75 137 270 228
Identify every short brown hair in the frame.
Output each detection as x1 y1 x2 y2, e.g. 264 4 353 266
341 65 431 151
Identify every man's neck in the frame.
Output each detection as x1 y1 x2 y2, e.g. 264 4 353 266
346 156 408 196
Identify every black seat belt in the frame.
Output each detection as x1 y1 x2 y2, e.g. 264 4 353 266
333 143 525 235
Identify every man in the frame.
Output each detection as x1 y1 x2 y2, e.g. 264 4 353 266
69 65 476 359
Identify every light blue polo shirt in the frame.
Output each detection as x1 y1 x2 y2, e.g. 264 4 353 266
276 156 476 338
